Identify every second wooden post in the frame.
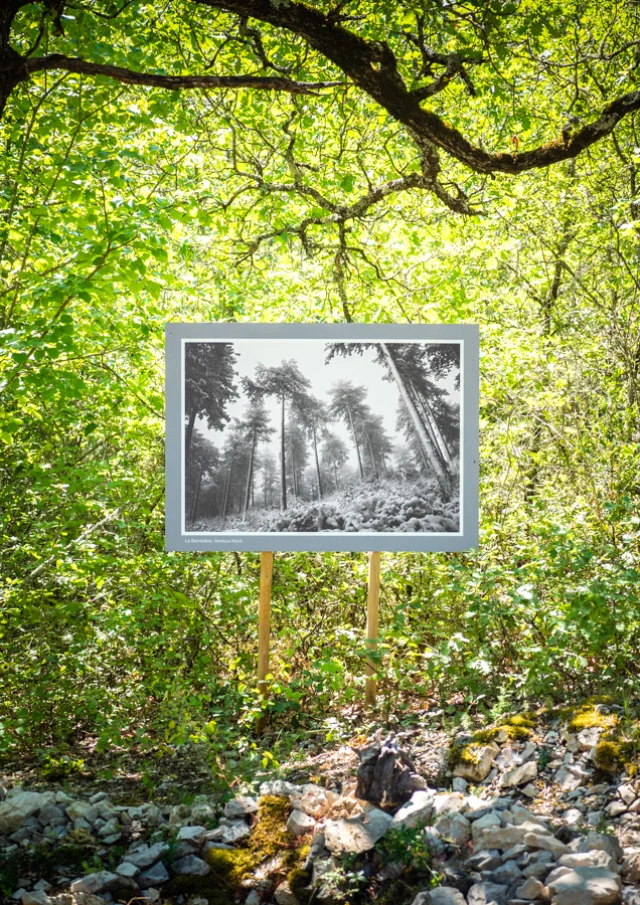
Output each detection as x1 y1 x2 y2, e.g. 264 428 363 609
257 551 274 733
365 551 381 706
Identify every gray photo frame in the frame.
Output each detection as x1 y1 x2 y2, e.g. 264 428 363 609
165 323 479 552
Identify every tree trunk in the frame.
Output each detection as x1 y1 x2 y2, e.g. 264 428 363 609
381 343 450 496
222 464 232 521
189 464 202 521
411 382 453 470
347 404 364 479
365 429 378 480
280 391 287 510
243 429 257 520
333 461 339 490
185 407 197 457
313 425 323 499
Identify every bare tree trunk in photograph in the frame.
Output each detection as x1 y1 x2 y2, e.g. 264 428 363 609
280 391 287 510
243 429 257 520
364 430 379 480
312 425 324 499
380 343 451 496
333 461 339 490
411 381 454 470
189 464 202 521
407 382 447 471
290 438 299 500
185 407 197 457
347 405 364 479
222 465 232 521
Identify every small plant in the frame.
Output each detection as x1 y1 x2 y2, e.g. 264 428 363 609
377 822 433 874
41 754 85 780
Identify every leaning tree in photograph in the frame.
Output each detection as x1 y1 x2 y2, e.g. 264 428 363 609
243 360 312 511
184 343 238 459
327 343 452 497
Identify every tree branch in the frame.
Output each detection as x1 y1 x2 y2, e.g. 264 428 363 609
24 54 342 95
197 0 640 175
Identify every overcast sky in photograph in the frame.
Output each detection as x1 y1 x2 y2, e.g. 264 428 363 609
191 340 460 473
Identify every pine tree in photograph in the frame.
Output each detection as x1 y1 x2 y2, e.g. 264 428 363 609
321 434 349 491
185 430 219 522
237 401 274 520
243 360 312 510
184 342 238 459
296 396 331 500
328 379 368 480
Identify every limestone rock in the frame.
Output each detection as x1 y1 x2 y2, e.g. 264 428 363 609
573 832 623 862
523 831 570 855
224 796 258 819
559 851 618 872
393 791 433 829
207 821 251 845
325 807 393 854
171 854 210 876
434 812 471 846
139 861 170 886
500 761 538 789
287 809 316 837
546 866 622 904
292 785 338 820
274 881 301 905
412 888 467 904
453 746 497 783
123 842 170 868
516 876 546 900
177 825 207 845
466 880 508 903
0 792 52 834
70 872 118 894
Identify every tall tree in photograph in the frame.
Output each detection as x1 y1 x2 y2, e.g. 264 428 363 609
260 453 277 509
399 344 458 470
184 343 238 459
297 396 331 500
359 410 393 478
185 430 219 523
285 419 309 502
328 379 368 480
327 343 452 496
218 421 246 522
321 434 349 491
244 360 312 510
237 401 274 520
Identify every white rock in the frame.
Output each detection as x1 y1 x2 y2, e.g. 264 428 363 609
500 761 538 789
207 821 251 845
466 880 508 903
414 888 467 904
274 881 300 905
393 791 433 829
70 871 118 894
325 807 393 854
559 851 618 872
619 785 636 806
432 793 466 816
177 825 208 845
116 861 140 879
607 801 627 818
555 766 584 793
547 866 622 904
224 796 258 819
66 801 99 823
578 727 604 749
20 894 51 905
563 808 584 825
453 746 497 783
139 861 170 885
171 854 210 875
0 793 53 834
516 876 545 899
573 831 623 862
523 831 569 855
292 785 338 819
287 809 316 837
472 811 502 839
434 812 471 846
122 842 170 868
452 777 468 793
475 820 549 850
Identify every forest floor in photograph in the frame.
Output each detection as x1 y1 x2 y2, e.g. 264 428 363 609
188 476 460 535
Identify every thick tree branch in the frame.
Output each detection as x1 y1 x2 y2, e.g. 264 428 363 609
197 0 640 175
24 54 341 94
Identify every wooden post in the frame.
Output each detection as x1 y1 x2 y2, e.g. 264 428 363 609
257 551 273 732
365 551 381 706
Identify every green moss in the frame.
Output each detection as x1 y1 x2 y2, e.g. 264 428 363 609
567 703 618 733
166 795 308 904
594 738 638 776
288 866 312 904
448 712 537 769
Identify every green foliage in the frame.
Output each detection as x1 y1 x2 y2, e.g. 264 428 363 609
0 1 639 773
377 823 433 874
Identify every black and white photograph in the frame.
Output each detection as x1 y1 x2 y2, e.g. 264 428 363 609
182 339 462 536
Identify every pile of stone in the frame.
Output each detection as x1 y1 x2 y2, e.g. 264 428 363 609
4 707 640 905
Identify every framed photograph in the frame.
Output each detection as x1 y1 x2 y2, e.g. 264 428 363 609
165 323 479 552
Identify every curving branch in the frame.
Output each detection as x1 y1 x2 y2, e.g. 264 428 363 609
24 54 342 94
196 0 640 175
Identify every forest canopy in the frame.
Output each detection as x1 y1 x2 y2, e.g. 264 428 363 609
0 0 639 768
